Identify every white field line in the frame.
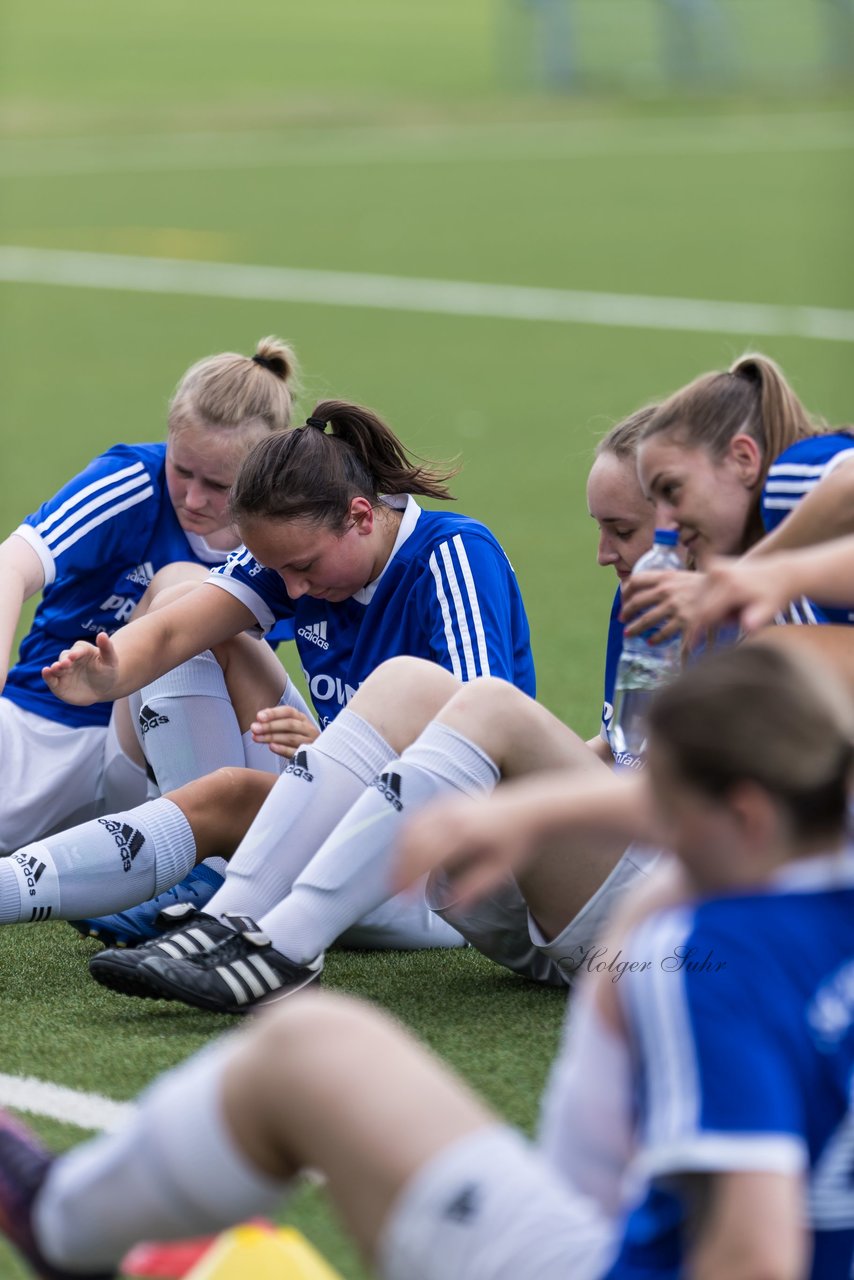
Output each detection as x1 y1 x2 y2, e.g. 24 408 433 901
0 111 852 177
1 245 853 343
0 1072 133 1133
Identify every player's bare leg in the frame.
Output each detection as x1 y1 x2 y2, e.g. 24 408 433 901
433 678 625 940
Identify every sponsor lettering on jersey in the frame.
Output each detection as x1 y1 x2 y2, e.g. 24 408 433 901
297 621 330 650
284 748 314 782
302 668 359 711
12 852 46 898
372 770 403 811
97 818 145 873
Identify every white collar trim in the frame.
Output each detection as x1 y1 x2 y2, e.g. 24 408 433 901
352 495 421 605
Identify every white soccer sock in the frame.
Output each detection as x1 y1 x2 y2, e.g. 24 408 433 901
0 799 196 923
34 1037 285 1272
259 722 499 965
138 651 245 791
205 709 396 924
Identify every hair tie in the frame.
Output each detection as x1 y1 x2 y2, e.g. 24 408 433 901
252 353 277 372
305 416 327 430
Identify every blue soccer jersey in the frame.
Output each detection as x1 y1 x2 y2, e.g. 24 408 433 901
604 855 854 1280
762 431 854 624
3 443 232 730
601 586 622 745
208 495 535 727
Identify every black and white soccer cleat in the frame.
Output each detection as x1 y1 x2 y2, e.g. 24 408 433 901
136 926 323 1015
87 904 243 1000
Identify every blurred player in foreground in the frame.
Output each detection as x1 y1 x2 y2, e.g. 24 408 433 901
1 642 851 1280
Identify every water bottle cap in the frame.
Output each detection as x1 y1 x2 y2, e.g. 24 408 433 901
653 528 679 547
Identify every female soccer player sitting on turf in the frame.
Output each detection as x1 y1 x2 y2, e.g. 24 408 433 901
2 645 851 1280
0 337 297 855
0 404 653 980
17 401 533 953
618 351 853 643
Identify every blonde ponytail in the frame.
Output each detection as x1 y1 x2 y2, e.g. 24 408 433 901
168 336 298 439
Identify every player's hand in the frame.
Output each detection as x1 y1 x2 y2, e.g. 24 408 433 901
686 556 792 644
41 631 120 705
621 570 706 644
395 790 545 903
250 706 320 759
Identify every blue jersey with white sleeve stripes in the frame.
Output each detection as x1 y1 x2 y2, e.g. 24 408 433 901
3 442 236 730
208 495 535 727
762 431 854 625
603 855 854 1280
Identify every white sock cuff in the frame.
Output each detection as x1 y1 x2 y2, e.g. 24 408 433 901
314 710 396 784
400 722 499 794
141 650 229 703
133 798 197 895
143 1037 285 1218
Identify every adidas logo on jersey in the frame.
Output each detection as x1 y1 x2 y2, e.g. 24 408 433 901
12 852 47 898
138 704 170 735
126 561 155 588
373 770 403 812
297 621 330 650
284 748 314 782
97 819 145 873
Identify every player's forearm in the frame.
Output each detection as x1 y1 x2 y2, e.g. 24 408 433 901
501 769 655 849
765 537 854 608
96 587 254 698
748 461 854 558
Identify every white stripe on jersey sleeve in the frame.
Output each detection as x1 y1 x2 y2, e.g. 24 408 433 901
763 478 818 495
626 910 702 1147
763 498 800 511
428 550 463 680
11 524 56 587
822 446 854 476
42 471 153 551
218 547 255 578
452 535 492 678
205 573 276 632
50 487 156 559
636 1132 807 1180
35 461 147 537
767 461 834 478
438 541 477 679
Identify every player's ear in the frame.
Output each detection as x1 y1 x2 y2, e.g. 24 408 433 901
348 496 375 534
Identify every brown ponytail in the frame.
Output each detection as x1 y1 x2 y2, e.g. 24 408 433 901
641 353 823 547
230 399 457 530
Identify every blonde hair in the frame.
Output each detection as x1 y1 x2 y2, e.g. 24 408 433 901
595 404 659 461
168 336 298 440
641 353 823 547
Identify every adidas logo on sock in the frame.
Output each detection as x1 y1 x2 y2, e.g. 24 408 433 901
284 748 314 782
443 1184 480 1223
12 852 47 898
30 905 52 923
97 819 146 873
373 770 403 812
138 704 170 734
297 621 330 650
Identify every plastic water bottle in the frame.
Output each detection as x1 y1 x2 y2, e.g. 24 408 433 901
609 529 685 765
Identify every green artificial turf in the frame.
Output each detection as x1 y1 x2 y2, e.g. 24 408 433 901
0 0 852 1273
